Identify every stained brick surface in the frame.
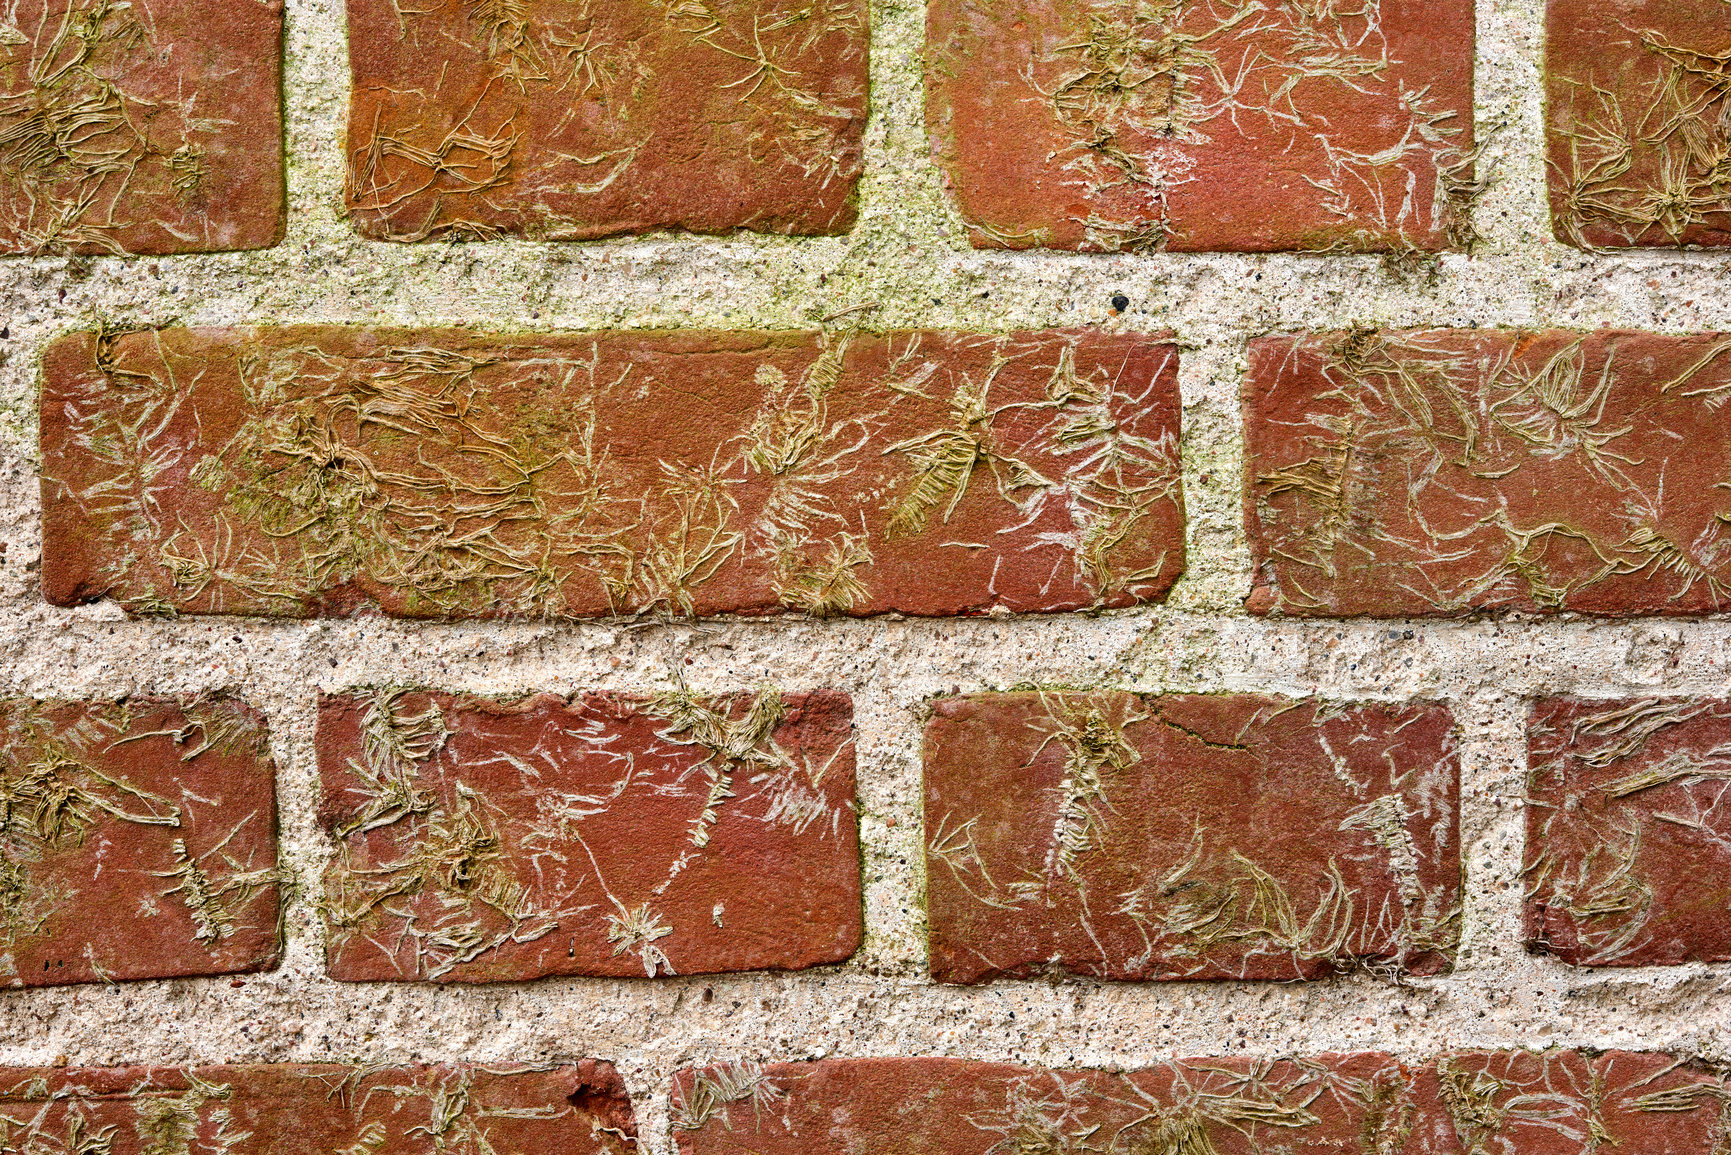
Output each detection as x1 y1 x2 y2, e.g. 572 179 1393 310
1547 1 1731 249
345 0 867 240
1245 329 1731 618
674 1054 1451 1155
927 0 1475 253
1435 1050 1731 1153
0 695 279 988
922 692 1460 983
0 1062 635 1154
319 688 859 981
1526 697 1731 967
0 0 284 255
41 326 1184 620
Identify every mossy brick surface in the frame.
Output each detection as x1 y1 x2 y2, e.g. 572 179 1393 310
921 691 1461 984
1526 696 1731 967
0 1062 636 1154
926 0 1476 253
673 1053 1457 1154
39 325 1185 620
1546 0 1731 249
1244 328 1731 618
0 694 280 988
317 687 860 981
0 0 284 255
344 0 868 241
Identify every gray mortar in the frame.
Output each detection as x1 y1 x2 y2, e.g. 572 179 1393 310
5 0 1731 1150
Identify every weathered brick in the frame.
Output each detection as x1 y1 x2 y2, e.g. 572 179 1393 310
674 1054 1448 1155
319 687 859 980
42 326 1184 619
927 0 1475 253
1547 1 1731 249
0 1062 635 1154
344 0 867 240
0 695 279 988
1246 328 1731 618
1526 697 1731 967
922 691 1460 983
0 0 284 255
1434 1050 1731 1153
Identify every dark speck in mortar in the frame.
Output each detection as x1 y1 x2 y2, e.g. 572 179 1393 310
1111 294 1130 312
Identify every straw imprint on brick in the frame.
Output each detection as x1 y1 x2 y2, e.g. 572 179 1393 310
0 1062 637 1155
345 0 867 240
928 0 1479 252
1547 0 1731 249
1525 696 1731 967
922 691 1461 983
0 0 283 254
0 695 280 987
1246 328 1731 617
42 326 1185 619
673 1053 1445 1155
318 685 859 981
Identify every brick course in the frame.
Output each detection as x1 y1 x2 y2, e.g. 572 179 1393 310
1245 329 1731 617
1526 696 1731 967
927 0 1475 252
0 1062 635 1154
41 326 1184 620
0 695 279 987
0 0 284 254
922 691 1460 983
345 0 868 240
318 687 860 981
1546 0 1731 249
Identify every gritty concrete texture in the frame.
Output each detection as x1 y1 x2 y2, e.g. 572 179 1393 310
4 0 1731 1153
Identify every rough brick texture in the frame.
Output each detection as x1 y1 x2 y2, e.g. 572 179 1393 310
345 0 867 240
0 0 284 255
1435 1050 1731 1153
0 695 279 988
1547 1 1731 249
674 1054 1451 1155
0 1062 635 1154
922 692 1460 983
318 687 859 981
41 326 1184 620
1526 697 1731 967
927 0 1475 253
1246 328 1731 617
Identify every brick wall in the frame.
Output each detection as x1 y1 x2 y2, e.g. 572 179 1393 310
5 0 1731 1151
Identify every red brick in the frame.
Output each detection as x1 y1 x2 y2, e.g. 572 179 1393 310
0 1062 635 1155
922 691 1460 983
1526 697 1731 967
1245 328 1731 618
42 326 1184 619
674 1054 1448 1155
927 0 1475 253
1434 1050 1731 1153
0 695 279 988
0 1 284 255
1547 1 1731 249
344 0 867 240
318 687 859 981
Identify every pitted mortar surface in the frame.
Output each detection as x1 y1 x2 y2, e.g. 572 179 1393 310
5 0 1731 1150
